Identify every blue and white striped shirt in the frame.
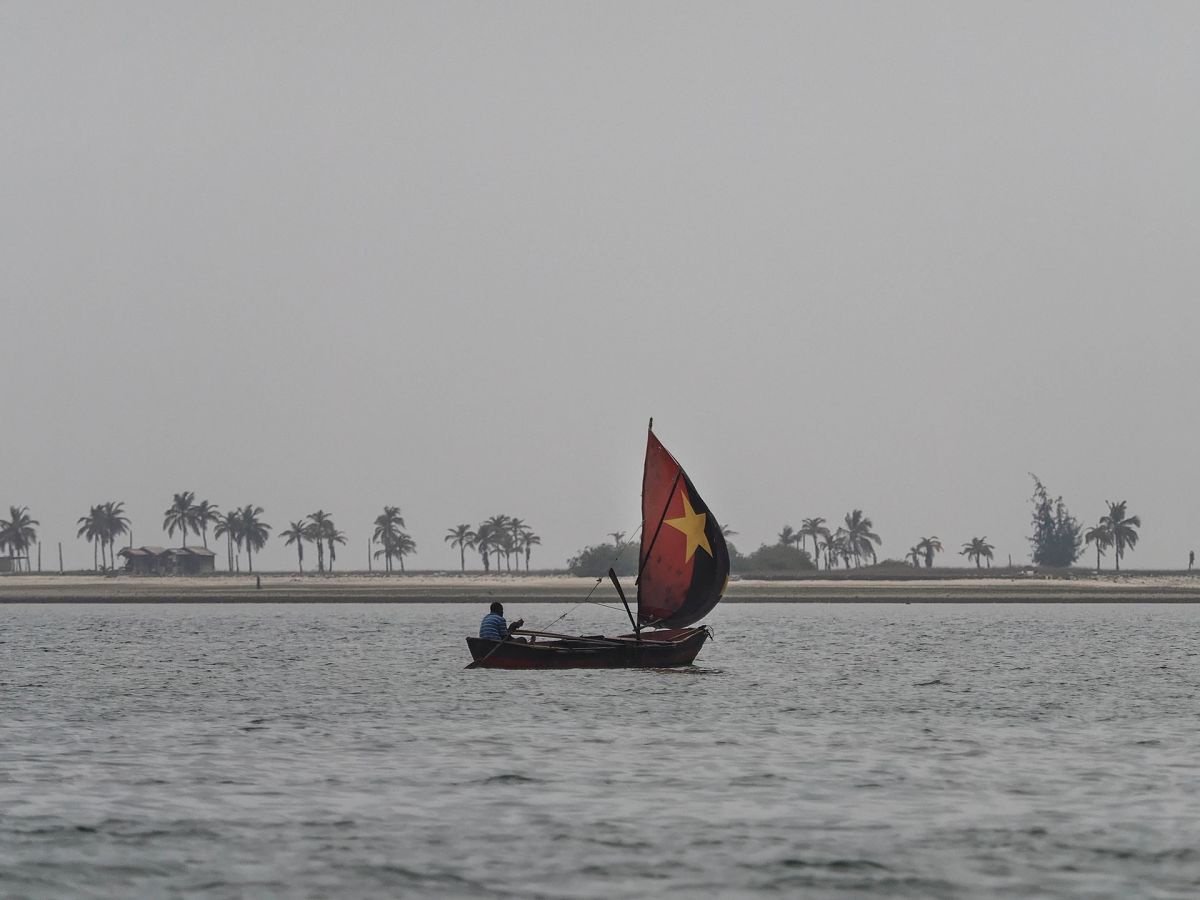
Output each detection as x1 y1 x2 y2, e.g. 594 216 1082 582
479 612 509 641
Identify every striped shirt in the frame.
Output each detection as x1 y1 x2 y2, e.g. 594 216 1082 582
479 612 509 641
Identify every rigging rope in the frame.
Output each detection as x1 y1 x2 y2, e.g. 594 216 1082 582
536 523 643 634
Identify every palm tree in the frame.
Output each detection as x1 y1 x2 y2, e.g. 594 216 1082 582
1084 522 1112 574
100 501 130 570
816 528 835 571
214 510 241 572
372 540 395 571
307 510 332 573
76 505 104 571
905 546 923 567
445 524 477 572
521 532 541 571
842 511 881 567
192 500 220 549
0 506 39 572
835 528 853 568
495 529 514 572
777 525 797 549
238 505 270 573
609 531 626 546
916 536 943 569
326 527 347 572
280 519 312 573
377 530 416 573
163 491 196 547
483 515 511 571
800 517 830 570
507 518 527 572
475 523 495 572
395 532 416 572
1099 500 1141 572
960 536 995 570
372 506 406 574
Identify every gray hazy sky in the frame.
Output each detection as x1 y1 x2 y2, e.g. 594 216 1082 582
4 2 1198 571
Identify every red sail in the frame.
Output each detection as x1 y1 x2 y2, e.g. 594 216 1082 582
637 429 730 628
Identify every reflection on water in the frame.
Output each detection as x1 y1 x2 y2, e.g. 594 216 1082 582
2 602 1199 898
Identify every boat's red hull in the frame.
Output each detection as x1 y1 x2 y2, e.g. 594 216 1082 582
466 626 710 669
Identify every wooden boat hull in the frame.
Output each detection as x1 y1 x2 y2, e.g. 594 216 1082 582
466 626 710 670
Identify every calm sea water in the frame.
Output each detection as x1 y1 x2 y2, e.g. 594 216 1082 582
2 602 1198 899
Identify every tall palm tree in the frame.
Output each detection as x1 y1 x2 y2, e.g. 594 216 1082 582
800 517 830 570
100 501 130 571
960 536 995 570
0 506 39 572
280 519 312 573
214 510 241 572
609 531 626 546
905 546 923 567
163 491 196 548
192 500 220 549
372 506 405 574
483 515 511 571
238 505 271 573
307 510 333 573
521 531 541 571
507 518 527 571
76 505 104 571
842 511 881 567
916 536 943 569
1084 522 1112 574
475 523 495 572
445 524 477 572
1099 500 1141 572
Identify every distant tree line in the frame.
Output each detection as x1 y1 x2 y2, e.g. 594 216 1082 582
0 476 1158 576
565 480 1148 578
444 515 540 572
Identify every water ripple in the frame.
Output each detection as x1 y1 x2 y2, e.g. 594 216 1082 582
2 601 1199 898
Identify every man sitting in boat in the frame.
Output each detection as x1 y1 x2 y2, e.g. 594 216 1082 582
479 602 527 642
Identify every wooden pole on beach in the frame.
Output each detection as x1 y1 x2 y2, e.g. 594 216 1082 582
37 542 41 573
58 542 63 574
367 538 372 572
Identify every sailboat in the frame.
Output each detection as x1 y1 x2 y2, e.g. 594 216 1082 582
466 422 730 669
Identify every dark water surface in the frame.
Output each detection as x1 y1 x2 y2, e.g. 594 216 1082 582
2 603 1198 898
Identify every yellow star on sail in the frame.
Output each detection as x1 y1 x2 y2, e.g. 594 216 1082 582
664 490 712 562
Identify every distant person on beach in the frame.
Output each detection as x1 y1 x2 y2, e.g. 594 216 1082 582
479 601 527 642
1190 551 1195 571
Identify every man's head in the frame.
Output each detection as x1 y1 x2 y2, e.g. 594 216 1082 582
490 601 503 615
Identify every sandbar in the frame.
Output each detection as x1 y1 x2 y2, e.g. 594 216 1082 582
2 573 1200 603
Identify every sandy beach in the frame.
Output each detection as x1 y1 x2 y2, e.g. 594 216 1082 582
3 573 1200 603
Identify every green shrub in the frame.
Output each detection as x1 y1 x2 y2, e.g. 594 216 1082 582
734 542 814 573
567 542 640 577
